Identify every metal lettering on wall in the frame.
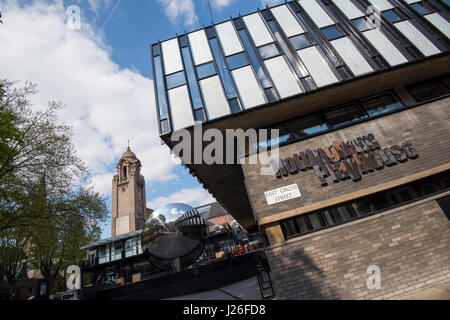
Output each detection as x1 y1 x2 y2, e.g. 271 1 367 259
271 134 418 186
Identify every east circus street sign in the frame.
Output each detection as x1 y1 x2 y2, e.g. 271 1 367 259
270 133 418 186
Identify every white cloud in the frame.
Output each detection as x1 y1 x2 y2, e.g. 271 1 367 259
147 187 215 210
260 0 283 7
0 1 178 198
209 0 236 10
157 0 198 27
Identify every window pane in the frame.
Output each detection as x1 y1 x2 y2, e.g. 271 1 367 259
407 81 449 101
351 199 372 216
188 29 214 65
154 56 168 119
215 21 244 56
258 43 280 59
285 114 328 139
194 109 206 122
270 4 305 37
160 119 170 134
411 2 435 15
352 17 373 32
166 71 186 90
295 216 309 233
226 52 249 70
264 87 278 102
243 13 274 47
209 37 237 99
283 220 297 236
361 94 403 116
228 98 241 113
181 47 203 110
238 29 272 88
382 10 402 23
161 38 183 74
321 25 343 40
290 34 312 50
324 104 367 127
196 62 216 79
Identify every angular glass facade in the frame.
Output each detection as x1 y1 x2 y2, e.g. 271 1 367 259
151 0 449 135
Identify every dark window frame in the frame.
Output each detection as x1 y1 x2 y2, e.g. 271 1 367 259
281 171 450 240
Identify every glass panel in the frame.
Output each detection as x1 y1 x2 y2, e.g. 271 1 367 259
425 13 450 38
361 93 403 116
199 75 231 120
243 13 274 47
283 220 297 236
297 46 339 87
363 29 408 66
258 43 280 59
368 0 393 11
411 2 435 15
324 104 366 127
331 37 373 77
160 119 170 134
168 85 194 131
290 34 312 50
166 71 186 90
285 114 328 139
194 109 206 122
188 30 214 65
216 21 244 56
394 21 440 57
308 212 325 229
351 200 372 216
231 65 266 109
322 210 336 225
209 37 237 99
181 47 203 110
352 17 374 32
154 56 168 119
264 87 278 102
196 62 216 79
295 216 310 233
331 0 365 20
226 52 249 70
161 38 183 75
270 4 305 37
300 0 335 28
382 10 402 23
238 29 272 89
228 98 241 113
321 25 343 40
114 242 122 260
264 56 303 98
407 81 449 101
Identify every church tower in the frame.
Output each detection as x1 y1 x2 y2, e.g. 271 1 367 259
111 146 147 237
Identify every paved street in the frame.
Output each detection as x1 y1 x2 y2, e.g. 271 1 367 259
166 276 263 300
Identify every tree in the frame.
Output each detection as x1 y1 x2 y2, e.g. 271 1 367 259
27 177 107 299
0 79 108 298
0 229 30 300
0 79 86 233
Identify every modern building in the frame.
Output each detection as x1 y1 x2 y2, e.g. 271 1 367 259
151 0 450 299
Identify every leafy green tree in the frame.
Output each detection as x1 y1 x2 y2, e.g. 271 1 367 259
0 229 30 300
0 79 108 299
0 79 86 233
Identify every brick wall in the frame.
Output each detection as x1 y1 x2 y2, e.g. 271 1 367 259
242 97 450 223
265 194 450 299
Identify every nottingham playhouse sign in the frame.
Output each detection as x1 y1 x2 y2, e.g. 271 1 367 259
271 133 418 186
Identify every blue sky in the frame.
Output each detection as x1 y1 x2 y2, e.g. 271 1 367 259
0 0 283 238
